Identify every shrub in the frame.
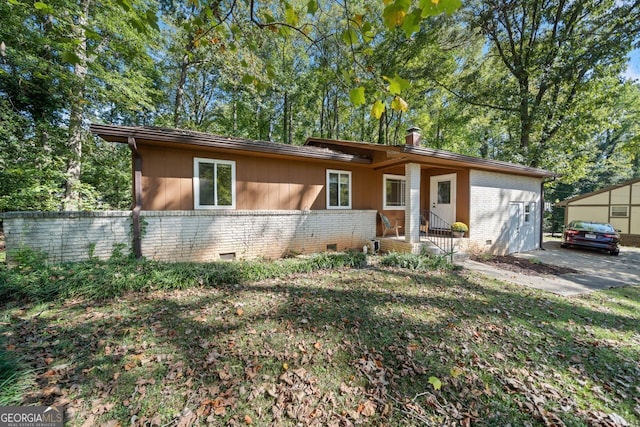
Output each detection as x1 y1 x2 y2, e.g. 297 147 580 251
380 252 452 271
0 250 368 304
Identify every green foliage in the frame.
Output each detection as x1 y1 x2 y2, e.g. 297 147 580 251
0 337 33 406
0 0 159 211
0 250 367 304
0 0 638 212
380 252 452 271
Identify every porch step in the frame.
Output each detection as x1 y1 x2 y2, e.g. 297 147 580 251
421 240 469 261
377 236 467 261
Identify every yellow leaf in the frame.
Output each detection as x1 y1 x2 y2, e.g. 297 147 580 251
391 95 409 112
244 415 253 424
450 366 463 378
371 100 385 119
236 307 244 316
428 376 442 390
282 362 289 371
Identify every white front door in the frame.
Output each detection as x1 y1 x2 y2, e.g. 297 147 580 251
429 173 456 226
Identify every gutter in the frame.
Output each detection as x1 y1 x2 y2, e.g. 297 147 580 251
128 136 142 259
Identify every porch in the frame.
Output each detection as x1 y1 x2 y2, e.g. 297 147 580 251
377 205 469 260
377 234 468 261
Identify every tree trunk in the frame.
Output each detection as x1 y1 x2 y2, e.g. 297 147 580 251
232 97 237 134
173 54 189 127
320 85 326 138
287 94 292 145
332 95 338 139
377 110 385 144
283 91 289 144
63 0 89 211
519 77 531 155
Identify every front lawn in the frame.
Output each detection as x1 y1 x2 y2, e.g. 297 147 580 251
1 256 638 426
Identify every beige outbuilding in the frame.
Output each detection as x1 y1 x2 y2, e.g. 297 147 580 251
558 178 640 247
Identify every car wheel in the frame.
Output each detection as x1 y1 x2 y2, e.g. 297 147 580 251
610 250 619 256
560 243 568 248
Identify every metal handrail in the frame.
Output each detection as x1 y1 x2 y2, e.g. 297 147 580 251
421 209 454 262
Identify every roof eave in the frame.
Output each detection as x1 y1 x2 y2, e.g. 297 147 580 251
403 145 556 178
90 124 371 165
558 177 640 205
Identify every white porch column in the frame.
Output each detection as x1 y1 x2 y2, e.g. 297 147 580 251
405 162 421 243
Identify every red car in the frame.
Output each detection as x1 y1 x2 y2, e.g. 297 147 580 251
561 220 620 256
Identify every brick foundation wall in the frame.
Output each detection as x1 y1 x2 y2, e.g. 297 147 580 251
1 210 376 263
1 211 132 263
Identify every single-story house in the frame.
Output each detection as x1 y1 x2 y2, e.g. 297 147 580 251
557 178 640 247
1 124 555 263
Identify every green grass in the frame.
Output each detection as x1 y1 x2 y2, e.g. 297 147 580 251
0 336 34 406
0 254 638 426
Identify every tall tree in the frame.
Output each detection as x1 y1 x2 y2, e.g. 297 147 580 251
464 0 640 167
1 0 160 211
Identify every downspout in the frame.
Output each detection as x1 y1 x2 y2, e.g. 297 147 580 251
128 136 142 259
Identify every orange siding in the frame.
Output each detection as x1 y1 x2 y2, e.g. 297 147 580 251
139 144 380 211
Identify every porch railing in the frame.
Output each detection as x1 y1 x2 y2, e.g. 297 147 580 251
421 209 454 261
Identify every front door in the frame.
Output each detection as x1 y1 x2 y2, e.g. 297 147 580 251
430 173 456 226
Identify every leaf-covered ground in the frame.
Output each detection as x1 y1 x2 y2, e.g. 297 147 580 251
1 266 639 426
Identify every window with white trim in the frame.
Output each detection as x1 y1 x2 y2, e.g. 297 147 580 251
194 158 236 209
610 206 628 217
524 202 535 223
383 174 406 210
326 170 351 209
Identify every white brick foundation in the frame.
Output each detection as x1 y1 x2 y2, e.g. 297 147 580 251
1 211 131 263
1 210 376 263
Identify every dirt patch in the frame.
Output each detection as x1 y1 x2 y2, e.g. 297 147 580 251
471 255 579 276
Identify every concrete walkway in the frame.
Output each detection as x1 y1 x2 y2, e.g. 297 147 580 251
458 241 640 296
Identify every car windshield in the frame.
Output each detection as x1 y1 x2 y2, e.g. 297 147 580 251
569 221 615 233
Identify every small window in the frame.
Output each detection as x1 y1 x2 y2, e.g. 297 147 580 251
524 202 536 223
383 174 406 210
610 206 628 218
438 180 451 204
327 170 351 209
194 158 236 209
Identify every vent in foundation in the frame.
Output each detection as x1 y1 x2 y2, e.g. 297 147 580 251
485 240 492 245
326 244 337 251
219 252 236 260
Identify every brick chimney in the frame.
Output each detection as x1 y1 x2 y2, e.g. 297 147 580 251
405 127 421 147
